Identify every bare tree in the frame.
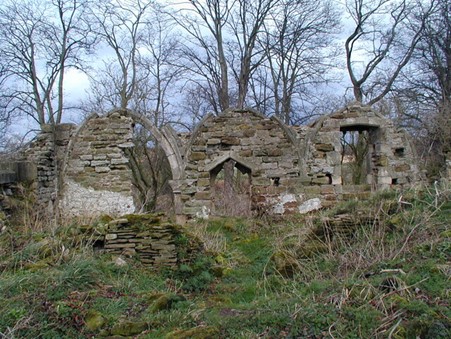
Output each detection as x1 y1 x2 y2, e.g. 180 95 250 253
87 0 152 111
179 83 217 130
385 0 450 178
85 1 186 212
0 64 13 142
133 5 185 127
172 0 233 113
413 0 450 114
125 126 173 213
174 0 280 112
255 0 340 124
0 0 94 129
344 0 434 105
228 0 281 108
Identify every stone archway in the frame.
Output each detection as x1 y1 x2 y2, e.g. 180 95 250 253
60 108 184 217
303 103 421 201
179 108 302 219
208 156 253 216
118 109 184 181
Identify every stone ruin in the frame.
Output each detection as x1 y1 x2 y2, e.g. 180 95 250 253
1 103 424 223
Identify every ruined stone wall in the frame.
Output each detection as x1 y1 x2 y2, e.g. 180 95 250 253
176 105 422 218
299 103 421 207
176 109 306 217
17 104 422 221
101 215 179 267
60 111 135 217
0 124 75 215
22 125 59 212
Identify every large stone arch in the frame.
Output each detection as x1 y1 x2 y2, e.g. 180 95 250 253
61 109 183 182
118 109 184 181
300 103 421 203
59 108 184 217
178 108 304 219
183 108 300 162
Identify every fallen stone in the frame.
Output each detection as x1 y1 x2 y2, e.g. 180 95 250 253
85 310 106 331
110 321 148 336
113 256 127 267
298 198 322 214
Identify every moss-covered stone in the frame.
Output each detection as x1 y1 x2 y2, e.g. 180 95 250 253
98 215 113 224
165 326 219 339
110 321 148 336
190 152 207 161
388 214 404 229
24 259 51 271
148 293 186 313
85 310 106 331
405 318 451 339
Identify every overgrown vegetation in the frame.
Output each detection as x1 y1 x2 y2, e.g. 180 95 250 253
0 183 449 338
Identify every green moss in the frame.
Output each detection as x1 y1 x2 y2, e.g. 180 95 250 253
85 310 106 331
98 215 113 223
110 320 148 336
148 293 187 313
388 214 404 229
123 213 163 225
165 326 219 339
271 250 298 278
406 317 451 338
1 184 450 338
23 259 51 271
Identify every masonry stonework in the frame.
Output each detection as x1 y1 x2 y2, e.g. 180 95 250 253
299 103 421 207
175 108 303 218
60 111 135 216
15 104 422 221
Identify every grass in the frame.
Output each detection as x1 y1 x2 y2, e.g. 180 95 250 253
0 182 450 338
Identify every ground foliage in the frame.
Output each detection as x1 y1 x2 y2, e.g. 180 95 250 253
0 183 449 338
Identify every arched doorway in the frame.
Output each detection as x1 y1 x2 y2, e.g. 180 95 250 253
60 109 184 217
209 158 252 216
124 122 174 213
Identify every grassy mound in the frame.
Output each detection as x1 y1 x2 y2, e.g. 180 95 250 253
0 183 449 338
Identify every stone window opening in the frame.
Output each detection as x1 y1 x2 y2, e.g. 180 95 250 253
125 123 174 214
210 159 252 216
325 173 332 184
340 125 378 186
394 147 405 157
271 177 280 186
